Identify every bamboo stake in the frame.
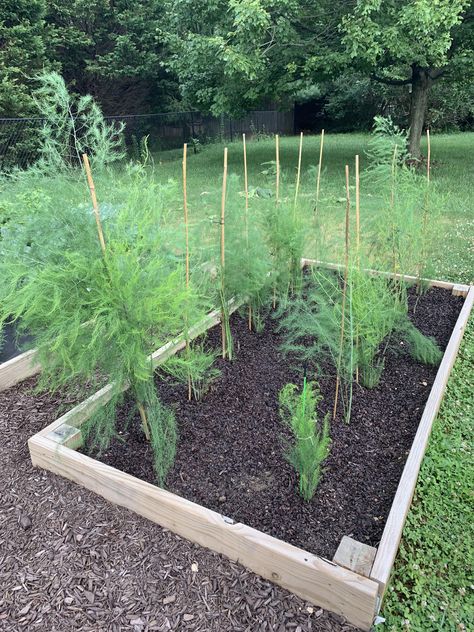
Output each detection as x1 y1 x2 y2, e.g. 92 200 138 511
293 131 303 217
183 144 190 287
82 154 106 255
183 143 192 400
333 165 350 420
355 154 360 262
220 147 228 358
137 402 151 441
243 134 252 331
426 128 431 184
355 154 360 384
275 134 280 204
273 134 280 309
315 129 325 215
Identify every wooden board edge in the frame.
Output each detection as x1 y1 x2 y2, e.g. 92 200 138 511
301 258 471 294
0 349 41 393
28 433 379 631
370 286 474 597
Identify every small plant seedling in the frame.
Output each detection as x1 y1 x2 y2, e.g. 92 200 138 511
279 378 331 501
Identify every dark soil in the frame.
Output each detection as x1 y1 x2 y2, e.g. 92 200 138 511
89 286 463 560
1 385 357 631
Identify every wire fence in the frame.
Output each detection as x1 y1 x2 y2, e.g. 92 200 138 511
0 109 294 172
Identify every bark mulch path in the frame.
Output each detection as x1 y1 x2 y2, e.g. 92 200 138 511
96 287 463 559
0 379 358 631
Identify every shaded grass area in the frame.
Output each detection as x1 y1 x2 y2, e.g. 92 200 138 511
381 317 474 631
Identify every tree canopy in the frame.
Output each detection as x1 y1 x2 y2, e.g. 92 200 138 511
1 0 473 152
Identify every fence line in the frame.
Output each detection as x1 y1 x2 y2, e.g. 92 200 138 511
0 109 294 171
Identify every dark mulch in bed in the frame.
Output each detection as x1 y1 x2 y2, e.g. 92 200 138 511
1 383 358 631
92 287 463 560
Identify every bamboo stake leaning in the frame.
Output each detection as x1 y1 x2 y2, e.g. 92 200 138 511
182 143 192 400
82 154 106 255
243 134 252 331
82 153 153 439
293 131 303 218
315 129 325 215
220 147 228 358
333 165 351 420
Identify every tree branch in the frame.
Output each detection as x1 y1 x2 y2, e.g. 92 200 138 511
371 73 412 86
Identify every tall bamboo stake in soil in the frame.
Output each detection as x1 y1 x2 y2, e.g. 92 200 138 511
315 129 325 215
426 128 431 184
293 132 303 218
275 134 280 204
333 165 350 420
243 134 252 331
355 154 360 384
355 154 360 262
418 129 431 286
82 154 106 255
182 143 192 400
220 147 228 358
82 153 152 438
273 134 280 308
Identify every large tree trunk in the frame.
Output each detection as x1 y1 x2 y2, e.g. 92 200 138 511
408 66 432 160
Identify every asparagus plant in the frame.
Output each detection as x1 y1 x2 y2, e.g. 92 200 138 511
279 377 331 501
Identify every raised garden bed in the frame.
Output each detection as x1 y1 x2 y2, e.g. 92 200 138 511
3 263 472 630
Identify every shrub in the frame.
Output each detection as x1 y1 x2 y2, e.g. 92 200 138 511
279 380 331 501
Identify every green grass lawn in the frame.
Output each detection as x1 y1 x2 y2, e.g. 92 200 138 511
151 132 474 283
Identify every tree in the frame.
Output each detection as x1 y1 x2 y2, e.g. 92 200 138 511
45 0 178 114
166 1 473 158
341 0 473 158
0 1 49 116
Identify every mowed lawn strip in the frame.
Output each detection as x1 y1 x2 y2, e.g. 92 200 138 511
381 317 474 631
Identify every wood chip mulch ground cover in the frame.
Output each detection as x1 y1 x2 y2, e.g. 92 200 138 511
1 379 358 631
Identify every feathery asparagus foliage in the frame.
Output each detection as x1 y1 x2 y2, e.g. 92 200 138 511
279 380 331 501
264 198 305 305
161 342 220 401
223 175 273 330
32 71 124 174
278 265 443 422
365 116 439 280
0 167 208 485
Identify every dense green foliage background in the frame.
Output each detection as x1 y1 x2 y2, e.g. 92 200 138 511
1 1 473 139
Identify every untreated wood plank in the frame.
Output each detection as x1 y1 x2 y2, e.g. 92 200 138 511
370 286 474 595
452 283 470 297
29 434 379 631
0 349 41 393
333 536 377 578
47 423 83 449
301 258 466 292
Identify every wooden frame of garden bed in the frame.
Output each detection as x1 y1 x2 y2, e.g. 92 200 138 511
4 263 472 629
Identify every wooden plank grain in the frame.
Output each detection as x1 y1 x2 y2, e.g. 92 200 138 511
370 286 474 595
0 349 41 393
29 434 379 631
